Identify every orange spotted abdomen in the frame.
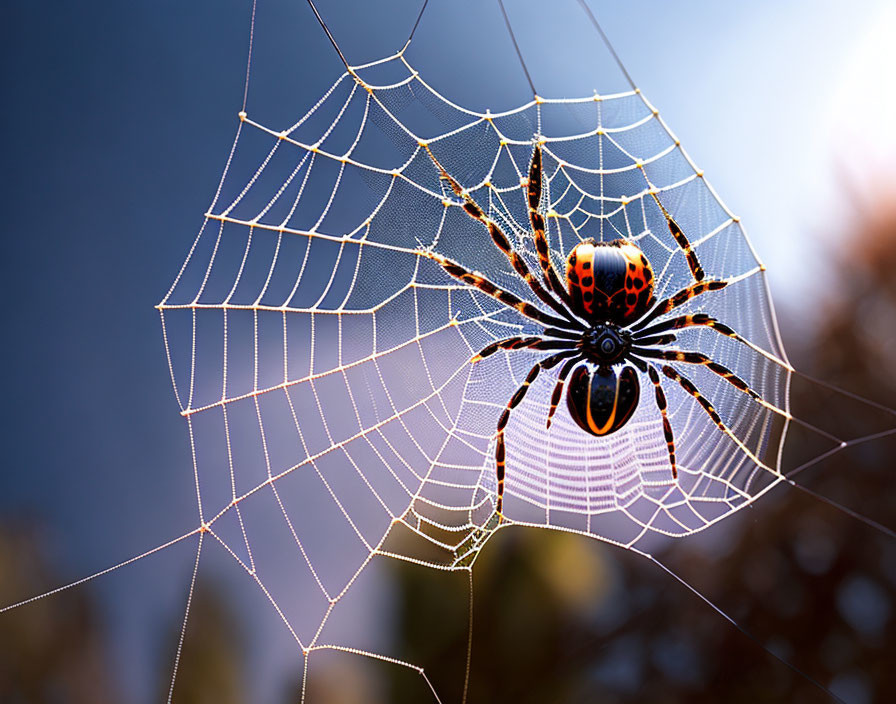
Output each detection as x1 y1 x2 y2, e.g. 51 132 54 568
566 239 655 324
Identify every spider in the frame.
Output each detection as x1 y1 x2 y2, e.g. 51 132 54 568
420 143 762 518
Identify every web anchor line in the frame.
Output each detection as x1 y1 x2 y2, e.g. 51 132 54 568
305 0 351 72
575 0 637 90
633 548 847 704
497 0 538 97
305 0 431 76
402 0 431 53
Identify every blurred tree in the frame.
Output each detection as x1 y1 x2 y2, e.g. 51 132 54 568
0 519 250 704
0 522 120 703
284 648 389 704
156 580 248 704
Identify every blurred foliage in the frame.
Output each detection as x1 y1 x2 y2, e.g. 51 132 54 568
0 523 119 703
155 581 248 704
0 521 248 704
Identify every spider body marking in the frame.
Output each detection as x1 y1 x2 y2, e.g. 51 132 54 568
566 362 640 436
421 144 764 518
566 239 654 324
562 239 655 437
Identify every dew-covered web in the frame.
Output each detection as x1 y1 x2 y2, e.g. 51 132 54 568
163 42 788 545
5 1 896 701
154 3 799 686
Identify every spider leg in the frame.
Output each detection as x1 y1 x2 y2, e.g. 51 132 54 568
633 345 825 445
628 356 648 374
422 144 581 325
527 144 575 306
629 333 677 348
544 356 581 429
541 326 582 341
633 313 742 344
629 278 730 332
649 191 705 282
494 350 577 518
647 365 677 479
653 364 772 473
421 250 583 331
472 336 576 363
631 348 761 402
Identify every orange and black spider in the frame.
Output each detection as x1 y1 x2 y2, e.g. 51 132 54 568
420 143 761 518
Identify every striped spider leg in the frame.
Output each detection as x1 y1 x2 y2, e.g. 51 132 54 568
422 143 583 327
418 141 767 518
648 190 705 282
625 298 769 477
418 143 591 517
632 167 763 457
526 144 575 307
416 248 584 518
493 349 581 516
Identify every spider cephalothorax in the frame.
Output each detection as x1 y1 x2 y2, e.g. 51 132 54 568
421 143 762 518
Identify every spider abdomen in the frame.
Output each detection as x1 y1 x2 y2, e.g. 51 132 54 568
566 363 640 436
566 240 654 324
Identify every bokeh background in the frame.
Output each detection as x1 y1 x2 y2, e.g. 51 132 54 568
2 1 894 702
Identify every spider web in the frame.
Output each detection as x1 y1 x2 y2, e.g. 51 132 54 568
6 1 896 701
154 9 797 693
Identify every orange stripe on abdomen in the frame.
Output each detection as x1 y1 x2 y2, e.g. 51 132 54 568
585 368 620 435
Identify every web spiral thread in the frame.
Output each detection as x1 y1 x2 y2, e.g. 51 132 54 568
157 50 791 658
